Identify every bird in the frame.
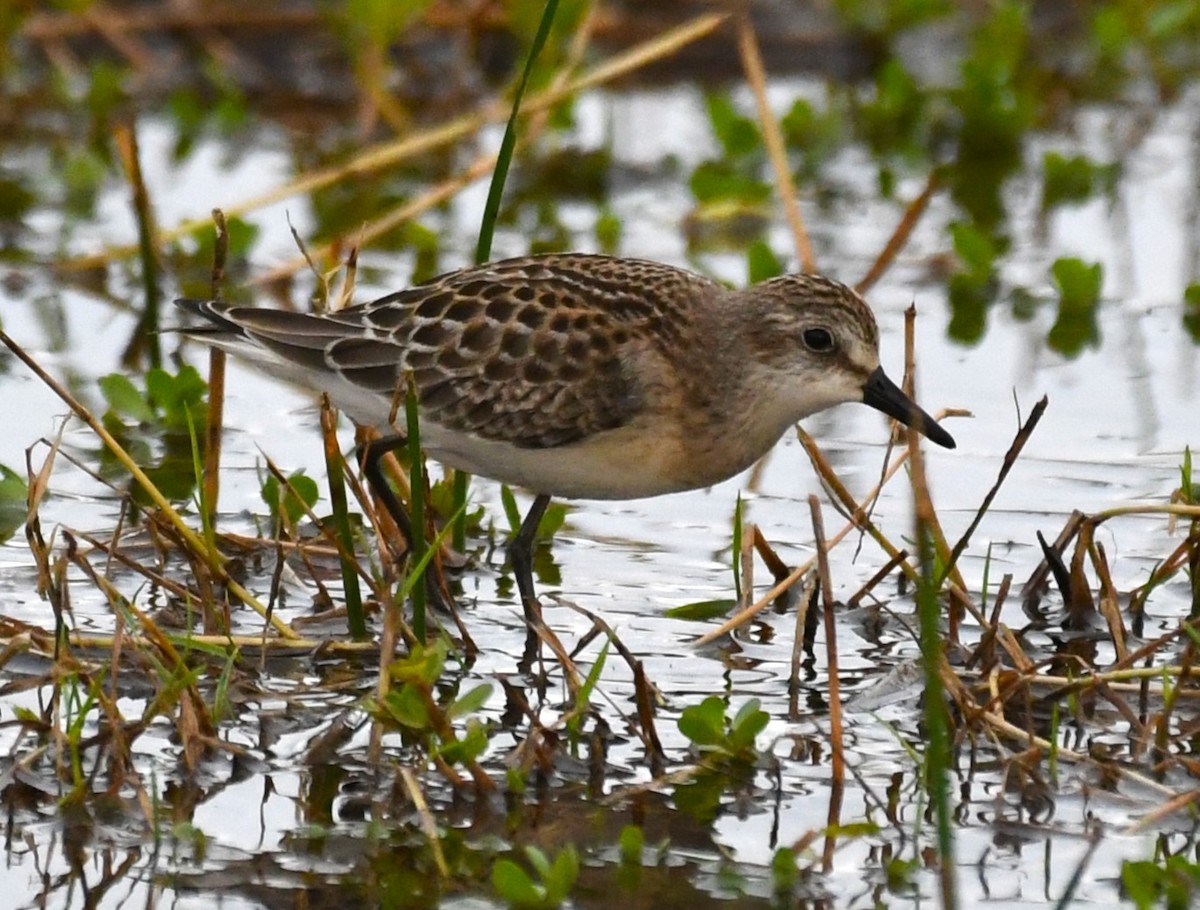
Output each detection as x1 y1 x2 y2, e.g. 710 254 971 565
177 253 955 619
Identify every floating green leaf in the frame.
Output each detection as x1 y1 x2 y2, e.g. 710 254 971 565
705 92 761 158
493 859 539 906
389 639 447 687
679 695 767 762
1122 855 1200 910
1042 152 1118 210
689 160 772 206
261 470 319 529
1048 257 1103 357
665 599 737 621
438 717 490 766
618 824 644 865
379 684 430 731
1184 283 1200 343
728 698 769 752
0 464 27 543
747 240 783 285
447 683 493 720
678 695 727 747
99 374 156 424
492 844 579 909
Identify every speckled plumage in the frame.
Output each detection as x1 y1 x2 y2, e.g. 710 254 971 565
178 253 953 502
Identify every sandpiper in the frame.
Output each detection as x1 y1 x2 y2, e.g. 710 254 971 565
178 253 954 615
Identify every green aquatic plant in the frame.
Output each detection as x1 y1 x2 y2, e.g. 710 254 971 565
97 365 210 503
499 485 567 544
946 220 1002 343
746 238 784 284
948 2 1037 233
687 91 772 247
617 824 644 866
672 696 770 822
100 365 208 434
0 463 27 543
1041 151 1120 211
1176 447 1200 619
779 95 845 181
375 639 493 772
1180 447 1197 505
1123 854 1200 910
1089 0 1200 98
1183 284 1200 342
855 57 929 166
165 56 250 160
564 641 607 756
492 844 580 910
678 695 768 763
690 141 769 212
1048 257 1103 356
259 469 320 533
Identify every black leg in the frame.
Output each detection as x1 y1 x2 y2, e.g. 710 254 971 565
358 433 457 617
508 493 551 621
357 434 415 552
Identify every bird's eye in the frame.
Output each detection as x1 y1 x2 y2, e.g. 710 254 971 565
802 327 835 353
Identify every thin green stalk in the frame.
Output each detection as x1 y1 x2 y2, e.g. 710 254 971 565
474 0 562 264
400 502 467 602
184 405 215 554
406 373 427 642
115 122 162 370
917 519 956 909
453 0 562 551
732 492 743 603
1048 702 1060 787
980 540 992 612
322 406 365 639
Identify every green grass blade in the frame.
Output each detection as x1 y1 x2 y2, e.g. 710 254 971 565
453 0 562 553
732 491 743 602
474 0 562 264
917 519 956 907
323 422 366 640
405 372 427 642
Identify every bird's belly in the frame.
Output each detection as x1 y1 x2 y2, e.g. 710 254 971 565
420 421 708 501
418 411 789 500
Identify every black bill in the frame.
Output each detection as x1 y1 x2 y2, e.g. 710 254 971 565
862 367 956 449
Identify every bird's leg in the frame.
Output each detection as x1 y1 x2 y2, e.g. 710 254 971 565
510 493 551 672
357 434 450 612
508 493 551 623
358 434 415 549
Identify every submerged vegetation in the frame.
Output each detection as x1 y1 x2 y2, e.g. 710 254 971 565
1 1 1200 908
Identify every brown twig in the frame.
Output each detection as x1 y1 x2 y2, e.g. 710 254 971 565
751 524 791 584
1022 512 1086 615
856 169 941 294
736 12 813 272
60 12 730 272
202 210 229 529
942 395 1048 585
811 496 844 872
113 121 162 369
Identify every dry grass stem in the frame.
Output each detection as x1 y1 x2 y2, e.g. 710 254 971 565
0 330 297 638
855 170 941 294
736 12 813 272
695 427 943 645
59 12 729 272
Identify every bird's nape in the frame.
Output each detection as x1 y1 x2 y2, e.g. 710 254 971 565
861 367 956 449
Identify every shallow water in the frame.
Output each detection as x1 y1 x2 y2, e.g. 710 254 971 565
2 56 1199 910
